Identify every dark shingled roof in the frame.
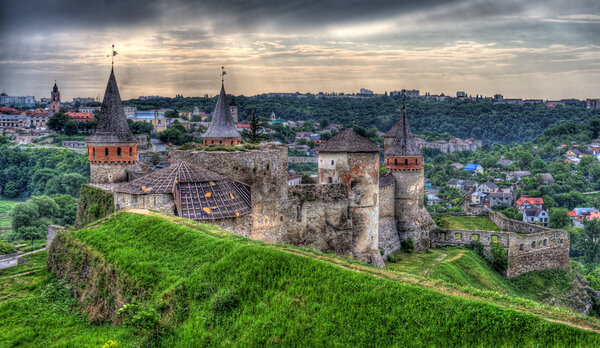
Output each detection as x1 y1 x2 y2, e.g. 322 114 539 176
384 107 421 156
379 172 395 187
202 83 241 139
52 82 58 93
116 161 251 220
316 128 380 153
88 68 138 143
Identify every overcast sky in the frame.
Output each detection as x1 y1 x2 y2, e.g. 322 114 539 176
1 0 599 100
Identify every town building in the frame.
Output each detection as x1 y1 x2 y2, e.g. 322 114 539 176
464 163 483 174
506 171 531 181
476 181 499 194
515 197 544 211
0 93 35 108
66 112 95 122
586 99 600 109
488 192 513 207
523 208 549 227
72 97 95 104
49 82 61 115
569 208 600 227
0 114 29 128
359 88 373 95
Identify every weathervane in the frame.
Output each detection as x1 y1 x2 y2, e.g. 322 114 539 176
107 44 118 66
221 66 227 83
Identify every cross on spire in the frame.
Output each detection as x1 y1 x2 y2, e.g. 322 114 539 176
107 44 118 66
221 66 227 83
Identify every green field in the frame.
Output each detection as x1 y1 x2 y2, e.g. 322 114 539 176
438 216 502 231
4 211 595 347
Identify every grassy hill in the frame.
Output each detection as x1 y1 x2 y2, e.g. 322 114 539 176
3 211 600 346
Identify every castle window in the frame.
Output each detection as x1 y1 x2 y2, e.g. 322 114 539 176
129 147 132 156
331 160 334 165
105 147 108 156
394 158 397 165
491 235 499 243
92 147 96 156
543 239 547 246
455 233 462 240
327 177 333 184
405 159 408 166
117 147 122 157
531 241 537 249
520 244 524 251
472 234 479 241
440 232 446 240
415 158 418 165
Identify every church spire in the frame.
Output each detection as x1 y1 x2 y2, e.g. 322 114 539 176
385 103 421 157
202 70 241 145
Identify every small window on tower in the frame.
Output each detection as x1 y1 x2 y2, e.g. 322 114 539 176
105 147 108 156
129 147 132 156
92 147 96 156
405 159 408 166
117 147 122 157
331 160 334 165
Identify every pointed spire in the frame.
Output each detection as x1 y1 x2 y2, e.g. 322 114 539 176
202 81 241 139
52 81 58 93
385 104 421 156
88 68 137 143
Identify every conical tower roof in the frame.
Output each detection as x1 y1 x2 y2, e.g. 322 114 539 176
385 106 421 156
52 82 59 93
203 83 241 139
88 68 138 143
317 128 380 153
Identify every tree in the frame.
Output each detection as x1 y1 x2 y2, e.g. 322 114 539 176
489 242 508 271
581 219 600 263
47 113 69 132
241 113 267 144
3 181 19 198
150 152 162 165
163 110 179 118
44 173 87 197
64 120 79 135
549 208 570 229
10 202 40 234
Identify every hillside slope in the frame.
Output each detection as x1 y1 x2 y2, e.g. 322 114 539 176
38 211 600 346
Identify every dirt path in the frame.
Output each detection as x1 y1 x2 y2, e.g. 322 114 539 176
122 209 600 334
444 251 465 263
0 269 41 279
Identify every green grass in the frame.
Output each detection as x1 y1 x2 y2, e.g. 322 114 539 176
439 216 502 231
0 251 136 347
40 212 600 346
387 246 578 306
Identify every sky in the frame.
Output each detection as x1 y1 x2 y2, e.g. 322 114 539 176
0 0 599 100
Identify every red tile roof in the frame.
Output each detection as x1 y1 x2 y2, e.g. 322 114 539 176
515 197 544 206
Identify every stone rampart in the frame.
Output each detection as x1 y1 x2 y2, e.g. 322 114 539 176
489 210 555 234
378 182 400 257
430 229 510 256
76 184 115 228
46 225 64 249
507 230 570 278
288 156 317 163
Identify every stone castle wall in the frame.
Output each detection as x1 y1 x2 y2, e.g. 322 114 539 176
507 230 570 278
378 182 400 257
114 192 176 215
489 210 556 234
46 225 64 249
171 143 288 243
90 162 137 184
286 184 353 257
430 229 511 256
392 169 435 252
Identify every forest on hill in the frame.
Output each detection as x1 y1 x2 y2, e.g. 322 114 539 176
122 95 600 144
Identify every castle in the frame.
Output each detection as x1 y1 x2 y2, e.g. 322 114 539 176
84 66 569 276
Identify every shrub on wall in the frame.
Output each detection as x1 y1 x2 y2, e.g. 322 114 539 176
75 185 114 228
401 239 415 253
489 242 508 272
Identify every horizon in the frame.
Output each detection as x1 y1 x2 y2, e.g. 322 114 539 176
1 0 599 101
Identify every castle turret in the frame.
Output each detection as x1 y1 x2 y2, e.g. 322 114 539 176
202 82 241 146
317 128 384 267
385 105 435 252
87 68 139 184
229 96 238 124
49 81 61 115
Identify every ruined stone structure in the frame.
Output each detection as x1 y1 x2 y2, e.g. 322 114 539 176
430 211 569 278
413 137 482 153
49 82 61 115
383 104 435 252
87 68 138 184
202 82 241 146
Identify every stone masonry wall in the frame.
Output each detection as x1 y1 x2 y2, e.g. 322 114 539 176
506 230 570 278
90 162 137 184
286 184 354 257
489 210 554 234
430 229 511 257
46 225 64 249
378 182 400 257
114 192 176 216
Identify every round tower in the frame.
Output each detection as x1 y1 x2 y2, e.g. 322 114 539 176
87 68 138 184
49 81 61 115
202 70 241 146
229 96 239 124
385 105 435 252
317 128 384 267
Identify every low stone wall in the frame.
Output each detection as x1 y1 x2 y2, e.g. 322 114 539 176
430 229 511 257
507 230 570 278
46 225 64 249
489 210 554 234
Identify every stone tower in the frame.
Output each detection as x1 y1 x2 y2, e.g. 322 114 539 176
202 82 241 146
384 105 435 252
49 81 61 115
87 68 139 184
317 128 384 267
229 96 238 123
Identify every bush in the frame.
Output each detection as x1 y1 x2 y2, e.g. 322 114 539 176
489 242 508 272
0 241 17 255
211 289 240 315
467 240 484 258
116 304 160 331
401 239 415 253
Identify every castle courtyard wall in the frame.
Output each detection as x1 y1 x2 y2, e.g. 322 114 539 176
114 192 176 215
506 230 570 278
